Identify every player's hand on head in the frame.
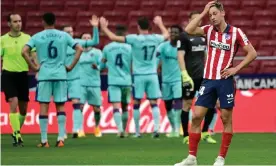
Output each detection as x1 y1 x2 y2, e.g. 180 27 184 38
100 17 108 29
221 67 238 79
203 1 216 15
90 15 99 27
153 16 163 26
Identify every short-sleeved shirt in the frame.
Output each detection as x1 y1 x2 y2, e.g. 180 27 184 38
79 48 102 87
27 29 77 81
156 41 181 83
200 24 250 80
1 32 31 72
103 42 132 86
125 34 165 75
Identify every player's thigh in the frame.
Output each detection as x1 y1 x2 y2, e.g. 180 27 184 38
1 71 18 102
217 77 236 109
17 72 29 102
133 75 145 100
121 86 132 104
108 86 121 103
146 75 161 100
80 86 88 104
195 79 217 109
53 81 68 103
87 87 102 106
172 81 182 99
68 79 81 100
162 83 173 101
36 81 52 103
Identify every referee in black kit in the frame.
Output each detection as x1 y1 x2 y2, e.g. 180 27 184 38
178 11 217 144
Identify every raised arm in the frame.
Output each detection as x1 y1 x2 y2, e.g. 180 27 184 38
153 16 169 40
100 17 125 43
185 1 215 35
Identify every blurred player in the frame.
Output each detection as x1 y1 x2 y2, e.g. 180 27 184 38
174 1 257 166
155 25 183 137
1 13 35 146
180 11 217 145
79 33 103 137
101 25 132 137
63 15 99 138
100 16 169 138
22 13 83 147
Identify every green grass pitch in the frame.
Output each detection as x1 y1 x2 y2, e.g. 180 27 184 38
1 133 276 165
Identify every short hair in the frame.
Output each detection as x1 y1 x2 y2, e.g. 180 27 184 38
137 17 150 30
170 25 183 33
7 13 20 22
62 25 72 30
211 1 224 11
43 12 56 26
189 11 201 19
116 24 127 36
80 32 91 39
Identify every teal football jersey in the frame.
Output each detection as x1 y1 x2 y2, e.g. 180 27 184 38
103 42 132 86
66 27 99 80
125 34 164 75
79 48 102 86
156 41 181 83
27 29 77 81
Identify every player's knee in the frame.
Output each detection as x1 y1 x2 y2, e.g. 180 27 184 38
173 99 182 110
183 99 192 112
121 103 128 112
71 99 80 104
149 100 157 105
220 112 232 125
8 97 18 112
93 106 101 113
134 99 141 105
192 112 204 125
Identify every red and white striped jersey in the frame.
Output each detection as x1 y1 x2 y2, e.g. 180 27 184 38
201 24 250 80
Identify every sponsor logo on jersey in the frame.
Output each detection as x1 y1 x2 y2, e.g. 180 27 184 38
192 45 206 52
210 40 231 51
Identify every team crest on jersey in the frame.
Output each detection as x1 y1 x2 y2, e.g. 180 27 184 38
210 40 231 51
225 34 231 40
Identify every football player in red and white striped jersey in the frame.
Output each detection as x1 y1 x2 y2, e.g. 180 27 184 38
175 1 257 166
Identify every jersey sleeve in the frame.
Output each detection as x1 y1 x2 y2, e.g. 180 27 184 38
65 33 78 48
26 36 36 49
125 34 138 45
102 46 108 60
201 25 211 35
177 33 191 53
154 34 165 43
155 43 163 59
236 28 250 47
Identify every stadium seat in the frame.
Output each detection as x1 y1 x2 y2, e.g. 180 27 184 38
75 22 94 34
253 10 276 21
257 50 274 57
54 12 76 23
259 61 276 74
153 11 178 22
231 20 254 29
140 1 165 11
272 30 276 39
65 0 89 12
228 11 253 22
274 50 276 56
2 1 14 11
165 1 190 10
249 39 259 50
241 0 265 11
88 1 115 13
56 20 75 30
247 29 270 40
27 11 44 22
15 1 39 11
103 11 128 22
114 1 139 13
25 21 44 34
128 11 153 21
76 11 103 23
267 0 276 10
40 1 64 11
256 20 276 30
259 40 276 52
220 1 240 10
233 60 260 74
189 1 206 11
107 21 128 32
1 23 9 35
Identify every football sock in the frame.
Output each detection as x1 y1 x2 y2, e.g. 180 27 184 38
133 104 140 135
202 108 215 132
79 108 84 131
94 112 101 127
9 113 21 136
209 112 218 131
219 132 233 158
181 110 189 137
72 104 81 133
151 104 160 133
39 115 48 143
57 112 66 141
122 111 128 131
18 113 26 129
189 132 201 157
167 109 176 131
174 99 182 133
113 109 123 133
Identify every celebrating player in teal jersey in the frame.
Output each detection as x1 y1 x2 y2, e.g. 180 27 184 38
156 25 184 138
101 25 132 138
79 33 103 138
22 13 83 147
100 16 169 138
63 15 100 138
